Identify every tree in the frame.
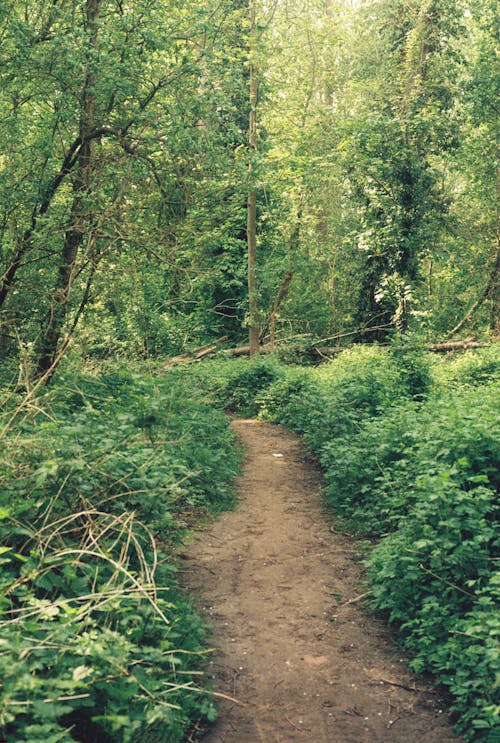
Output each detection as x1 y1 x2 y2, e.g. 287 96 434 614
35 0 101 378
247 0 260 355
339 0 466 336
0 0 255 374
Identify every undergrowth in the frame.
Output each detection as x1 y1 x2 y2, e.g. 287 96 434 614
2 344 497 741
0 367 239 742
195 344 499 741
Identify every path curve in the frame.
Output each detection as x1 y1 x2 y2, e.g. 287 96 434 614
184 419 461 742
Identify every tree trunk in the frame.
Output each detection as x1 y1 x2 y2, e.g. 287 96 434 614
35 0 100 380
490 235 500 335
247 0 260 356
427 339 488 352
0 240 29 310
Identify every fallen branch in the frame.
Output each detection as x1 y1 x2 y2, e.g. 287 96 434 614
164 334 494 368
365 672 425 693
418 563 475 597
377 678 424 693
313 322 395 345
340 591 371 607
285 715 310 731
209 690 246 706
312 346 350 358
427 338 488 352
164 336 228 367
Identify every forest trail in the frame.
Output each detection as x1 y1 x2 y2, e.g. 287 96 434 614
184 419 461 743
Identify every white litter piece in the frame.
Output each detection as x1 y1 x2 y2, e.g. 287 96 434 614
272 453 284 458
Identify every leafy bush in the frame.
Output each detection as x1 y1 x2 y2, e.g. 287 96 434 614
189 355 282 416
0 368 240 742
389 337 433 399
434 345 500 388
317 384 499 535
255 345 499 740
369 476 499 739
261 345 406 446
221 360 280 415
0 520 211 743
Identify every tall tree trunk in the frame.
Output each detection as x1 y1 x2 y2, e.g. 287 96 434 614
35 0 100 380
491 239 499 334
247 0 259 356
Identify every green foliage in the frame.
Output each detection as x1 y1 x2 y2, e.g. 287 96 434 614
220 361 280 416
369 476 499 739
234 345 499 740
0 366 239 741
389 338 433 399
261 345 405 439
2 0 498 370
189 355 282 417
322 381 499 535
435 346 500 388
0 0 254 366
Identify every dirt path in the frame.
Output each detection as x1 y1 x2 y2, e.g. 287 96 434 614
184 420 461 742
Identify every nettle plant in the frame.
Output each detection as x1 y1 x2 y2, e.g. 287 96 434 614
369 473 499 739
252 346 500 740
0 510 213 743
0 369 239 741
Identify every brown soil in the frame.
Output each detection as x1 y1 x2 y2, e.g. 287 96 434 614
183 419 461 743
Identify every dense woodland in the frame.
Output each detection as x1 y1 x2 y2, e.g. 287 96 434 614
0 0 498 366
0 0 498 741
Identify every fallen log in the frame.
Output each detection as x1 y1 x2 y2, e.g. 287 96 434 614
164 335 493 367
427 338 488 352
223 344 276 357
313 340 491 358
222 344 254 357
222 336 313 358
164 336 229 367
223 339 492 361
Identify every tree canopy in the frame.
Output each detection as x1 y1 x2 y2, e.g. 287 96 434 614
0 0 497 375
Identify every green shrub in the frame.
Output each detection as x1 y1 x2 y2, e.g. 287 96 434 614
261 345 407 450
256 345 499 740
189 355 282 416
435 345 500 388
389 337 433 399
221 359 280 415
0 528 213 743
369 476 499 739
258 366 313 428
0 367 239 741
320 383 499 535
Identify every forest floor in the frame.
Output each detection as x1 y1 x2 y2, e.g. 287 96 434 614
183 419 462 743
